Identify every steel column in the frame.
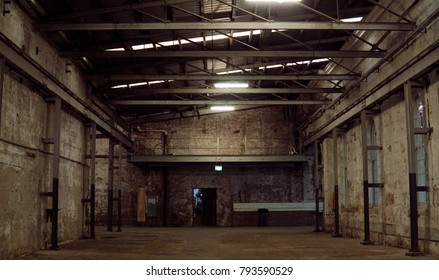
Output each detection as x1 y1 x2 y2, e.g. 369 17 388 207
404 82 422 256
50 97 61 250
0 57 4 135
90 122 97 239
117 189 122 232
314 141 322 232
360 110 373 245
107 140 115 232
332 129 342 237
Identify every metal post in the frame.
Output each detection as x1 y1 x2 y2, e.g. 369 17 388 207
314 141 322 232
117 189 122 232
51 97 61 250
107 140 114 231
361 110 373 245
0 57 4 135
404 82 422 256
90 123 97 239
332 129 342 237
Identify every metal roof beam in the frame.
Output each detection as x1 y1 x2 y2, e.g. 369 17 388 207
62 50 385 58
44 0 193 21
89 74 359 81
37 21 415 31
106 88 342 96
130 154 308 164
111 100 327 105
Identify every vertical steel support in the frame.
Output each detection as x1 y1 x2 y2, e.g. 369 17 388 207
107 140 114 232
117 189 122 232
361 110 373 245
314 141 322 232
90 123 97 239
0 57 4 135
332 129 342 237
51 97 61 250
404 82 422 256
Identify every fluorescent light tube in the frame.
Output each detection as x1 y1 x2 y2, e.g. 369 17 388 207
210 106 235 112
214 82 249 89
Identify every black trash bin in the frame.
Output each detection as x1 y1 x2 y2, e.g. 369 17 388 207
257 208 269 227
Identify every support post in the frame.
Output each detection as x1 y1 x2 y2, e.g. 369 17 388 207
314 141 322 232
0 57 4 135
107 140 115 232
51 97 61 250
90 122 97 239
117 189 122 232
361 110 373 245
332 129 342 237
404 82 422 256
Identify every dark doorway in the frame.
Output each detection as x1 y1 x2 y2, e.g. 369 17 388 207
193 188 217 226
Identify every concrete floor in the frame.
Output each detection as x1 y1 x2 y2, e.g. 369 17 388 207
19 226 439 260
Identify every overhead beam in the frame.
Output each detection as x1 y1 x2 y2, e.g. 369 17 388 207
44 0 195 21
37 22 416 31
128 105 266 124
62 50 385 59
130 154 308 164
106 88 342 96
110 100 327 105
88 74 359 81
0 35 132 147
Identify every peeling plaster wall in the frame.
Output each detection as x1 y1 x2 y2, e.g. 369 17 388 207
321 65 439 254
0 2 88 258
309 0 439 254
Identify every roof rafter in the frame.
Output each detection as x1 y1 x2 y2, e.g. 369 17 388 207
111 100 328 106
88 74 359 81
62 50 385 58
37 21 415 31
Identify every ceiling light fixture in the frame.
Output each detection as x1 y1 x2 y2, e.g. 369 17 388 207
214 82 249 89
210 106 236 112
214 165 223 172
246 0 301 2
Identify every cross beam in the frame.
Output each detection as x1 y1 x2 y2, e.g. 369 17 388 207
37 22 415 31
106 88 342 96
88 74 359 81
62 50 385 58
110 100 327 105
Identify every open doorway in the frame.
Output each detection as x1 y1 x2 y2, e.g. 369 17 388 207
193 188 217 226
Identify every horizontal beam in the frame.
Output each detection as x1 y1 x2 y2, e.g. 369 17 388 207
128 105 266 124
62 50 386 58
37 22 416 31
107 88 343 96
111 100 327 105
0 36 132 147
89 74 359 81
44 0 193 21
130 154 308 164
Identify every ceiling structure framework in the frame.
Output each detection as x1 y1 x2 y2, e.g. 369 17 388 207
17 0 419 125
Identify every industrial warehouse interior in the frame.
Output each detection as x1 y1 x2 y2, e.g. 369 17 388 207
1 0 439 261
